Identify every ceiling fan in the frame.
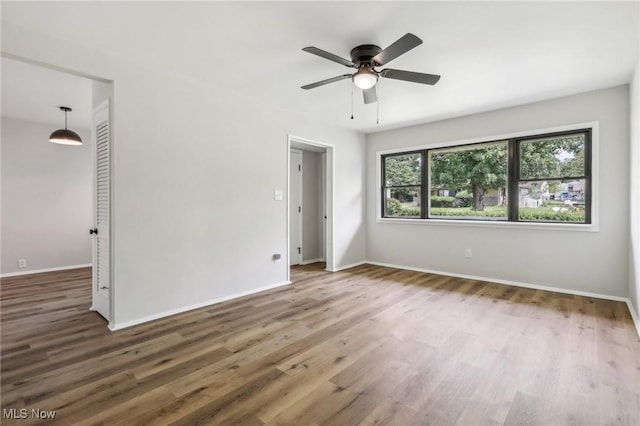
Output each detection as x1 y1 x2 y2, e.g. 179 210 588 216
301 33 440 104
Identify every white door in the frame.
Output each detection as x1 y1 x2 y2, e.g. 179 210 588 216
290 149 302 266
92 100 110 321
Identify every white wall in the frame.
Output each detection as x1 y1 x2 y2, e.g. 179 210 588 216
629 58 640 316
367 86 630 298
1 117 92 275
1 22 366 328
302 151 322 263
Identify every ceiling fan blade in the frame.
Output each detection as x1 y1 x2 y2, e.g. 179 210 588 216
363 86 377 104
380 69 441 85
302 47 354 68
372 33 423 66
301 74 352 90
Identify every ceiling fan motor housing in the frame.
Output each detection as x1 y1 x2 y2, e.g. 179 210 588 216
350 44 382 68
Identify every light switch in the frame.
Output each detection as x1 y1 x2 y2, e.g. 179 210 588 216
274 190 283 201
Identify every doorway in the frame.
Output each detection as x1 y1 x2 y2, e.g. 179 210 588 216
0 56 114 327
287 135 334 280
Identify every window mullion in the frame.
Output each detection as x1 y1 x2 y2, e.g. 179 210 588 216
508 139 518 221
419 150 425 219
381 155 386 217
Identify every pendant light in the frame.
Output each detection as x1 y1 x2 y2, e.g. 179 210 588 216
49 106 82 145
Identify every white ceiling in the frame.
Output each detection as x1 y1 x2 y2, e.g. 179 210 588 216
1 1 638 134
1 57 93 130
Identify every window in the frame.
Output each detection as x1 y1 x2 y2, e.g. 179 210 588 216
514 131 590 223
429 141 508 220
380 128 592 224
382 152 422 218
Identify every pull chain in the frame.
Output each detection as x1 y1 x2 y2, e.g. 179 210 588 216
376 83 380 124
350 84 354 120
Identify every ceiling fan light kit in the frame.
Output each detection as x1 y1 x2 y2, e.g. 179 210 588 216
49 106 83 145
301 33 441 118
352 66 378 90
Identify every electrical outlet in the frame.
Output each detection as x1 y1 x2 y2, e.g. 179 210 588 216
465 249 472 259
18 258 27 269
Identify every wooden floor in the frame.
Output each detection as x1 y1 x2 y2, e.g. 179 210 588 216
1 264 639 425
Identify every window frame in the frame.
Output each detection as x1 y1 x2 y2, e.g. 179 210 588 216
510 129 592 224
380 150 426 219
379 125 595 227
427 139 509 221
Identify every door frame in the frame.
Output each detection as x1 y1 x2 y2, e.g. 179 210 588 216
320 152 327 261
287 135 334 281
289 148 303 266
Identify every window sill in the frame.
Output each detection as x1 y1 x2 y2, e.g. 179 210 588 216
376 217 598 232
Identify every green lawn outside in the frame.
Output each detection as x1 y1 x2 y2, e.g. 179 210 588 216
390 202 585 222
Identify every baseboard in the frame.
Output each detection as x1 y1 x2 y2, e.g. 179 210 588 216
109 280 292 331
301 258 324 265
0 264 92 278
328 261 367 272
626 300 640 340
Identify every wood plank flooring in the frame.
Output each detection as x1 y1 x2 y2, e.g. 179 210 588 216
1 264 639 425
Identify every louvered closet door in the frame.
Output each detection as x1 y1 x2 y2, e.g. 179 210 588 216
92 101 110 321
